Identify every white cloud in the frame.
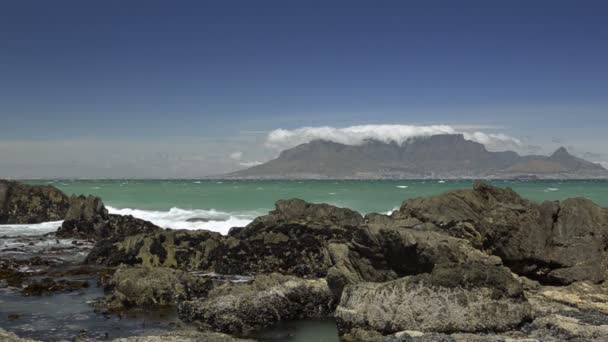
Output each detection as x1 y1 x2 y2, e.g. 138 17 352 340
239 161 263 167
229 151 243 160
266 124 522 152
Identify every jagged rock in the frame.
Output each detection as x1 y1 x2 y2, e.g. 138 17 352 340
0 180 69 224
57 195 161 241
178 273 334 336
101 266 211 310
393 181 608 285
335 263 532 338
113 330 256 341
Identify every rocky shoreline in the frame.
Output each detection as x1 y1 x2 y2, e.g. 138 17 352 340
2 179 608 341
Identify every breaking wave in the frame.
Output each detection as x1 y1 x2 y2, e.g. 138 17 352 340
0 221 63 236
107 206 258 235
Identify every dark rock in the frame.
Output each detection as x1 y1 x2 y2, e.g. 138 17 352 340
178 273 333 336
0 180 69 224
394 181 608 285
57 195 161 241
85 229 224 267
21 278 89 296
335 263 532 337
0 258 27 287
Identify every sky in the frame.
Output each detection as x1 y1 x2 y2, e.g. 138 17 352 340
1 0 607 178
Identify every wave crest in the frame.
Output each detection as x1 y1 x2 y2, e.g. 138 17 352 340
107 206 257 235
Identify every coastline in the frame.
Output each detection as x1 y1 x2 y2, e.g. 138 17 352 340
2 179 608 341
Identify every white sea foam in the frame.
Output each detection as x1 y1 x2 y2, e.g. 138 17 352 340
396 185 408 189
0 221 63 236
544 188 560 192
385 207 399 215
107 206 257 235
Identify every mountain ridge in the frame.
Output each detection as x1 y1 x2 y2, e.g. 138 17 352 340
226 134 608 179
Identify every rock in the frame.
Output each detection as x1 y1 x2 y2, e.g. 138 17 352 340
85 229 224 267
0 180 69 224
20 277 89 296
57 195 161 241
527 281 608 316
101 266 211 310
113 330 256 341
335 263 531 337
393 181 608 285
326 226 502 300
0 258 27 287
0 328 40 342
178 273 334 336
215 199 364 277
528 314 608 341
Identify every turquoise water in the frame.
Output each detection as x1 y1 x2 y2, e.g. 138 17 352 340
27 179 608 213
14 179 608 235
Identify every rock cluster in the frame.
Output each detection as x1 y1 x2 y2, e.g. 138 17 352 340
3 179 608 341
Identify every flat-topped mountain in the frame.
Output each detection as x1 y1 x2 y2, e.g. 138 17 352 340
227 134 607 179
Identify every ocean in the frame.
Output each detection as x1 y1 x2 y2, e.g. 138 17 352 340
3 179 608 236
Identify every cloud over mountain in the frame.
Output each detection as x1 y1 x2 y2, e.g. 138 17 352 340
266 125 522 152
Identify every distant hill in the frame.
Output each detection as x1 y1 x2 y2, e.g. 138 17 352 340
226 134 608 179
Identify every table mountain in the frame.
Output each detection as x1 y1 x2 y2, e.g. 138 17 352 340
226 134 607 179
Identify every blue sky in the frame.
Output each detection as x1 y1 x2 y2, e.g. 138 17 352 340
1 0 607 177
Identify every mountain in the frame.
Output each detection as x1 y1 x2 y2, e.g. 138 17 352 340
226 134 608 179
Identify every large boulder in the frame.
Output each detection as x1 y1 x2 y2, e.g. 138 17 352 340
57 195 161 241
101 266 212 310
178 273 334 336
0 180 69 224
393 181 608 285
335 263 532 338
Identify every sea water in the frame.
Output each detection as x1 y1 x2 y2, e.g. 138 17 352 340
3 179 607 236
